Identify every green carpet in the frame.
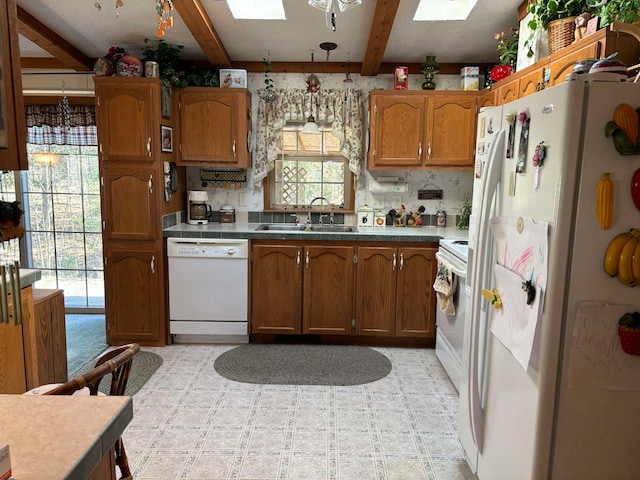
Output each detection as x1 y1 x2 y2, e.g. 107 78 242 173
214 344 392 386
65 314 162 395
65 314 108 378
70 350 163 396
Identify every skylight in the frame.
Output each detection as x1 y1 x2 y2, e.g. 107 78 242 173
226 0 286 20
413 0 477 21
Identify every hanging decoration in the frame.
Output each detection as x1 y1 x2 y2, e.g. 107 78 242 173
156 0 174 37
306 52 321 93
93 1 123 16
58 82 71 132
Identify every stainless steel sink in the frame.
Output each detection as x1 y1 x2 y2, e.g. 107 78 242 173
308 225 356 232
254 224 306 231
254 224 356 233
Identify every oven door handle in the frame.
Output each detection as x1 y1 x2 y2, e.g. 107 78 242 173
435 251 467 279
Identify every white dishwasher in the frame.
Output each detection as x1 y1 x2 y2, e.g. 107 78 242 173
167 237 249 343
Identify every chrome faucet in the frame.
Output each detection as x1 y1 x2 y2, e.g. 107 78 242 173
307 196 334 225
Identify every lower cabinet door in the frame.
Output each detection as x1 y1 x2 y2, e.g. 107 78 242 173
251 245 302 334
303 246 354 335
395 248 437 337
356 247 397 336
104 246 163 346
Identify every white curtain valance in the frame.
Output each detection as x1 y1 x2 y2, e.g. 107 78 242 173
254 88 365 188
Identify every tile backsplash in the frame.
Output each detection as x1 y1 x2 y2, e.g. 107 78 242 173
185 71 475 224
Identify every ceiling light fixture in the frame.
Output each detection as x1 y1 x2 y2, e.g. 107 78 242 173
308 0 362 31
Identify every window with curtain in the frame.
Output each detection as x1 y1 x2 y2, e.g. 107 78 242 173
255 88 365 201
18 104 103 311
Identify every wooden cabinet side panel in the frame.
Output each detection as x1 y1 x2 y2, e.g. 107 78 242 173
50 291 68 382
29 289 56 387
355 247 397 336
0 319 27 393
427 97 476 167
251 245 302 334
105 247 162 345
303 246 354 335
396 248 437 337
369 96 426 169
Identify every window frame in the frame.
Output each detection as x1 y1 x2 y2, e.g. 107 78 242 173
262 125 355 213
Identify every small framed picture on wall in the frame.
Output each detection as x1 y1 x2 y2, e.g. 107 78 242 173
161 125 173 153
586 16 600 36
161 85 171 119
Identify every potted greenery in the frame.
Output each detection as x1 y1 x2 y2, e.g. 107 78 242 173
142 38 184 90
495 27 519 66
527 0 596 53
586 0 640 26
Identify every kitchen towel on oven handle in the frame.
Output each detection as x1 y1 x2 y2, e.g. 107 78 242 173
433 256 457 315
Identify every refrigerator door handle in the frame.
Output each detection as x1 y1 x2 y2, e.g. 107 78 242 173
464 129 505 454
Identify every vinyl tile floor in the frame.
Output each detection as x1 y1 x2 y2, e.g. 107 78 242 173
124 345 476 480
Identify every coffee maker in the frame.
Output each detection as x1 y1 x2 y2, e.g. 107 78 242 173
187 190 211 225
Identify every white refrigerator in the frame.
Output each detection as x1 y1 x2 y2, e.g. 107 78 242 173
459 76 640 480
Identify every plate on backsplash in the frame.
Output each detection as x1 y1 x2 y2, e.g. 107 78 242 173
117 55 142 77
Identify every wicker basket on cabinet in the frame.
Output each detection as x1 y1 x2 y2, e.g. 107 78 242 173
548 16 577 54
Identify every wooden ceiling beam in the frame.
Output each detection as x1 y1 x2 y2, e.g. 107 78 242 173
17 6 93 71
172 0 231 68
361 0 402 76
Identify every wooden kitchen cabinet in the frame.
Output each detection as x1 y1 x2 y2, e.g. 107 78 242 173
0 286 67 393
177 88 251 168
104 245 163 345
251 245 302 334
496 76 519 105
478 89 496 109
0 0 27 171
100 165 158 242
368 91 476 170
356 246 437 338
490 27 640 105
251 243 354 335
95 77 159 163
518 68 545 98
302 246 354 335
95 77 168 347
31 289 67 386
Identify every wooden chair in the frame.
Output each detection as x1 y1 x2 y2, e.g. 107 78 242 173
43 343 140 480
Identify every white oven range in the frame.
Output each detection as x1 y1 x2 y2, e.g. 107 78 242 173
434 238 468 392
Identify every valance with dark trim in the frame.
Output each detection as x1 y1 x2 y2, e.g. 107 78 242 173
25 105 97 146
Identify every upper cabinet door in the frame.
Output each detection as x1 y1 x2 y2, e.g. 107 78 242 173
426 96 476 168
95 78 159 163
0 0 27 170
178 89 250 168
368 94 427 169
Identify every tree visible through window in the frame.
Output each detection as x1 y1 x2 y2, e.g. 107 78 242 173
268 126 352 210
23 144 103 310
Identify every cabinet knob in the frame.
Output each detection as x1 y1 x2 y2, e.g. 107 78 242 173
305 250 310 269
147 137 152 156
296 250 301 267
399 252 404 271
418 142 422 159
151 255 156 274
232 140 236 157
392 253 396 271
427 143 431 160
148 174 153 194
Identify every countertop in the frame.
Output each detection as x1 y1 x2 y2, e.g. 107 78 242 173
0 394 133 480
19 269 41 289
164 222 469 243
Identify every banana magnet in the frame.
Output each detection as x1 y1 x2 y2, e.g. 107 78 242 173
481 288 502 309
